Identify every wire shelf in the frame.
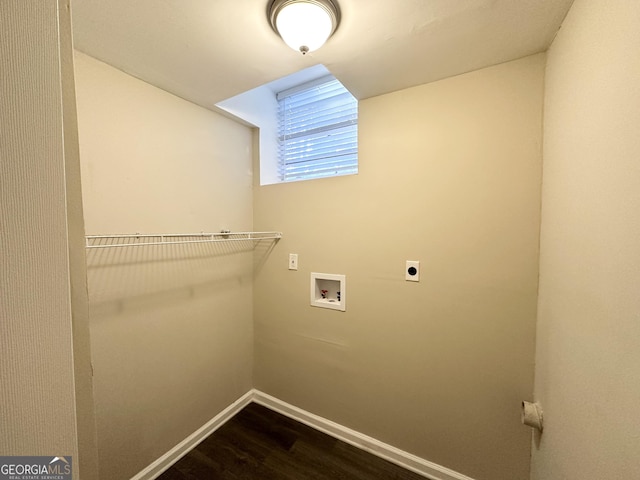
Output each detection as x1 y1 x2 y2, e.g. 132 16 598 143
85 231 282 249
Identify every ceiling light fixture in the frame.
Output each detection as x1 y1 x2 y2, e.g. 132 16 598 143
268 0 340 55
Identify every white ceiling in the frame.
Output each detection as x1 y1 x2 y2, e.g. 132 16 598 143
71 0 574 109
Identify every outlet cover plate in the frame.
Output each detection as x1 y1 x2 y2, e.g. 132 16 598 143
406 260 420 282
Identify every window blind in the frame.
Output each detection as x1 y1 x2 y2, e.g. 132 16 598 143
277 76 358 182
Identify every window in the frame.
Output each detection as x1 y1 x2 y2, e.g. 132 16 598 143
277 75 358 182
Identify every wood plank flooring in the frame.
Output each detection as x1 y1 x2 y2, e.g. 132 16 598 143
156 402 426 480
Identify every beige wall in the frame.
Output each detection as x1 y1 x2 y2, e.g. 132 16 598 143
254 54 545 480
0 2 98 479
532 0 640 478
74 53 255 479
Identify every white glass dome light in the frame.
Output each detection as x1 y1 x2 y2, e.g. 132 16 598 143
269 0 340 55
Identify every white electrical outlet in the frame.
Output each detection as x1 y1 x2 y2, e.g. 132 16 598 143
406 260 420 282
289 253 298 270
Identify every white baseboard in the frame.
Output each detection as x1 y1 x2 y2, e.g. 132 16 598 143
131 389 475 480
252 390 475 480
130 390 254 480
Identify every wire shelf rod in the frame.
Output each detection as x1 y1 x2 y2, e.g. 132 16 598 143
85 231 282 249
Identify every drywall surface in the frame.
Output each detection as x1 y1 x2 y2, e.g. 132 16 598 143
253 54 545 480
0 2 97 479
215 84 280 185
532 0 640 478
74 53 254 479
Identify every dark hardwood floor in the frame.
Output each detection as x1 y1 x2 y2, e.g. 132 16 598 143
157 402 426 480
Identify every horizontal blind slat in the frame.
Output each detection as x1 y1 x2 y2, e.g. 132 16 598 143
279 105 357 131
281 164 358 181
280 120 357 142
282 90 355 112
280 80 345 104
283 160 358 175
281 137 358 158
280 104 357 132
281 166 358 179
